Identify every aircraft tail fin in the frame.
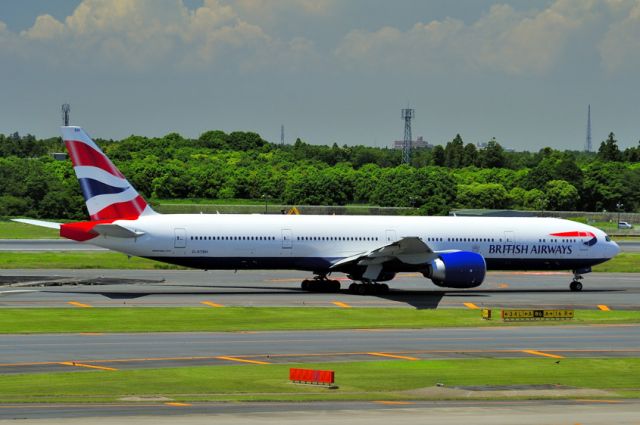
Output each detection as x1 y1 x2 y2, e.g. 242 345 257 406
61 126 157 221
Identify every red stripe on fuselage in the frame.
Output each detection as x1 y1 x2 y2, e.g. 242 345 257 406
64 140 125 178
90 195 147 221
550 231 595 238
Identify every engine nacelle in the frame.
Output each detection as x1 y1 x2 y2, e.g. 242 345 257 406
427 251 486 288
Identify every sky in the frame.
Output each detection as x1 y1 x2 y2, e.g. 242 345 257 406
0 0 639 151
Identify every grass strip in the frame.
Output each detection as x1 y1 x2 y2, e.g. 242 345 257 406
0 221 60 239
0 358 638 403
0 308 639 334
591 253 640 273
1 251 638 272
0 252 182 269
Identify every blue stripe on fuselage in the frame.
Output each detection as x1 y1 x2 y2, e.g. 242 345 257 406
143 256 611 273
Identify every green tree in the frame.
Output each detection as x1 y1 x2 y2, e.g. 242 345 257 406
431 145 445 166
598 132 622 162
478 138 506 168
444 134 465 168
545 180 580 211
456 183 510 209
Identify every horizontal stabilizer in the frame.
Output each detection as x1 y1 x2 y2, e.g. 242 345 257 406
11 218 61 230
92 223 145 238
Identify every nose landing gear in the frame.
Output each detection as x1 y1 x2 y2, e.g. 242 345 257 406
569 271 583 292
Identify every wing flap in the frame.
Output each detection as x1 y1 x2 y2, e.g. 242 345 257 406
92 223 144 238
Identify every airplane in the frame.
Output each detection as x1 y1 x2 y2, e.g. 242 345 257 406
14 126 621 293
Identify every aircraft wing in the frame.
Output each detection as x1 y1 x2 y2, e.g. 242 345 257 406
11 218 61 230
330 236 437 281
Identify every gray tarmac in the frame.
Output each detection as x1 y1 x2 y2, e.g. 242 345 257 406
0 269 639 310
1 399 639 423
1 324 638 374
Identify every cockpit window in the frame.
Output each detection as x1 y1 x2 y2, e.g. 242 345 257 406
605 235 611 242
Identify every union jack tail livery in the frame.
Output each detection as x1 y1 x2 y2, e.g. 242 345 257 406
61 126 156 221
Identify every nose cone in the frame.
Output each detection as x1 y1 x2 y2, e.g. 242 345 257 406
611 241 621 257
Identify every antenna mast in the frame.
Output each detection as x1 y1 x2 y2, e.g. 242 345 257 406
401 108 414 164
61 103 71 126
585 104 592 152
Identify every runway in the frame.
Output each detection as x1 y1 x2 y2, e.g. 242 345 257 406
1 399 639 423
0 238 637 251
1 269 639 310
1 324 638 374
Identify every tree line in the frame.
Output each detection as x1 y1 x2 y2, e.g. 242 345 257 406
0 130 638 219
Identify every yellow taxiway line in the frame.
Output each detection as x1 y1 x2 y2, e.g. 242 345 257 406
332 301 352 308
374 401 416 405
59 361 117 371
368 352 419 361
521 350 564 359
598 305 611 311
463 302 480 309
201 301 224 308
216 356 270 365
67 301 92 308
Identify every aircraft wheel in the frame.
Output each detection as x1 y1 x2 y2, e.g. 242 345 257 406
569 281 583 292
357 284 368 295
349 283 359 293
301 280 310 290
330 280 341 292
378 283 389 294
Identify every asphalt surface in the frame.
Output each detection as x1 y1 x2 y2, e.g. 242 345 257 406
1 399 639 423
1 324 638 374
1 239 638 251
1 269 639 310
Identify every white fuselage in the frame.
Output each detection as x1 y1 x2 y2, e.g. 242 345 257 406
84 214 620 274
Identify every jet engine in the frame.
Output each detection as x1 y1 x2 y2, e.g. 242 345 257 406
425 251 486 288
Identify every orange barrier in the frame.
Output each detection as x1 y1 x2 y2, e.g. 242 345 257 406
289 368 334 385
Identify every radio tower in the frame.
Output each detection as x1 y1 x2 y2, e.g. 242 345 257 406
585 104 592 152
401 108 414 164
61 103 70 126
281 124 285 145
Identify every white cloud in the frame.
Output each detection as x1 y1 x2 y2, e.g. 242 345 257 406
232 0 334 23
0 0 316 71
598 0 640 72
335 0 595 76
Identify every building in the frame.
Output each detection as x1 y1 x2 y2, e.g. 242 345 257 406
392 136 432 150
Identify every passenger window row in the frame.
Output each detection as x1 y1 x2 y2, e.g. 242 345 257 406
296 236 379 241
190 236 276 241
447 237 495 242
538 239 578 243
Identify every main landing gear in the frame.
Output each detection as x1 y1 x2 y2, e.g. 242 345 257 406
569 271 583 292
348 282 389 295
301 275 341 293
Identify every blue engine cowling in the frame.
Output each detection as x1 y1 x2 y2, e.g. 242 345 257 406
428 251 486 288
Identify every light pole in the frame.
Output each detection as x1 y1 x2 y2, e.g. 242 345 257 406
262 194 268 214
616 201 623 226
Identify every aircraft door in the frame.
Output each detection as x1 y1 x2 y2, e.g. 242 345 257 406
282 228 293 249
385 229 397 243
174 228 187 248
504 231 515 243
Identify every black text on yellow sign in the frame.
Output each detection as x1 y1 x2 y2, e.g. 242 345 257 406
501 309 574 321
